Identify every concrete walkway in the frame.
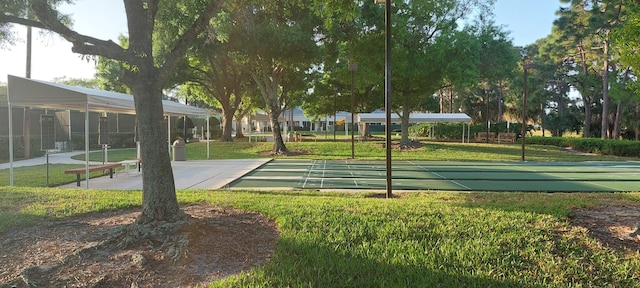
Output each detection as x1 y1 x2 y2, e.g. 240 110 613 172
0 151 101 169
2 152 271 190
58 159 271 190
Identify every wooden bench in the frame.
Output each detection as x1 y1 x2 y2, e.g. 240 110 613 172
295 133 317 142
475 132 498 143
498 133 517 144
64 163 122 187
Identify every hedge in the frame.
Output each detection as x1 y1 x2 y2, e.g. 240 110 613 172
527 136 640 158
0 136 46 161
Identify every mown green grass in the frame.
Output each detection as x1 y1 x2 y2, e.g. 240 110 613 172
186 140 630 161
204 191 640 287
0 164 114 187
1 188 639 286
70 139 634 162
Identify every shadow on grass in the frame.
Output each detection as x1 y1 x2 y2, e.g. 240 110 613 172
257 237 538 288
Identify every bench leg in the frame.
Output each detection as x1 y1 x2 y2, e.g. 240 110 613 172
76 174 81 187
109 168 114 178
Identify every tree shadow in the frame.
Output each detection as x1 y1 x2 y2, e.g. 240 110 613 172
257 237 539 287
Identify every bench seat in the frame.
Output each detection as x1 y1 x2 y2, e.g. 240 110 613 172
295 133 317 142
497 133 517 144
64 163 122 187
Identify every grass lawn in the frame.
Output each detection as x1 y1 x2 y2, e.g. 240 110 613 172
2 140 639 286
1 188 639 286
97 140 635 162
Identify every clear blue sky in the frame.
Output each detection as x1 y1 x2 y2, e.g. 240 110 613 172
494 0 563 47
1 0 564 82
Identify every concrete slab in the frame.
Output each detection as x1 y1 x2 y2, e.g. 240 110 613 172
58 159 272 190
0 151 100 169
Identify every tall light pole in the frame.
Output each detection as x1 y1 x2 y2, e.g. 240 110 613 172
522 60 535 162
349 63 358 159
375 0 392 198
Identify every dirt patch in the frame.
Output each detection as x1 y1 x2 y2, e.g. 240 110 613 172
375 140 424 150
391 141 424 150
570 205 640 254
0 203 279 287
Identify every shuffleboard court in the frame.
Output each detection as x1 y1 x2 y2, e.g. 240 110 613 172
229 159 640 192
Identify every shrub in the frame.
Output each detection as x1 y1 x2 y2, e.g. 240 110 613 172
527 136 640 158
0 135 46 161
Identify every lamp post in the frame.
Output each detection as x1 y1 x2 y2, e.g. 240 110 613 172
349 63 358 159
375 0 392 198
522 60 535 162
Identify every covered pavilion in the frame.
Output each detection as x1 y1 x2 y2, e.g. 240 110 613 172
6 75 213 188
357 112 473 142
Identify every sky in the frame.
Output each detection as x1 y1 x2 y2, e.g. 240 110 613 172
0 0 564 83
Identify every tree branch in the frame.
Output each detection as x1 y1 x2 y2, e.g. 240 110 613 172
0 14 46 29
157 0 223 85
29 0 130 62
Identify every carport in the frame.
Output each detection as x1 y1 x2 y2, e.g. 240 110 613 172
6 75 213 187
357 112 472 142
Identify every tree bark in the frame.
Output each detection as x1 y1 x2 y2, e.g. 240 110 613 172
268 103 287 154
246 62 288 154
235 116 245 139
583 98 592 138
613 101 622 140
130 81 186 223
601 32 610 139
400 105 411 146
220 108 235 142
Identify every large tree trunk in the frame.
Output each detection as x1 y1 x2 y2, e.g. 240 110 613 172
235 117 245 139
130 82 185 224
613 101 622 140
583 102 592 138
220 105 235 142
577 43 592 138
235 108 249 139
400 106 411 146
268 104 287 154
601 33 610 140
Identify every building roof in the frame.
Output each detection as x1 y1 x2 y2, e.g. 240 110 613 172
7 75 211 116
357 112 471 123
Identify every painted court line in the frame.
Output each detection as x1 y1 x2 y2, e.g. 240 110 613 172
346 162 359 188
587 181 625 192
409 161 472 190
321 160 328 188
301 160 316 188
230 160 640 192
